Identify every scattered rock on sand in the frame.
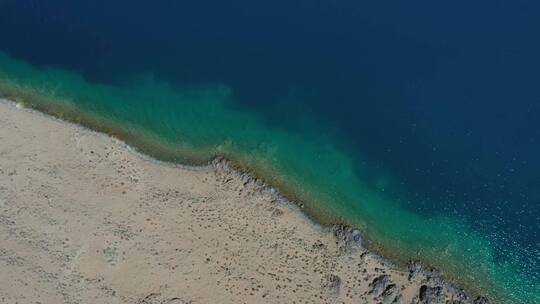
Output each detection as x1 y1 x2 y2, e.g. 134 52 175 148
322 274 342 294
312 240 327 250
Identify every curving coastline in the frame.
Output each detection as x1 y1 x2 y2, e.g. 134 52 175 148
0 98 493 303
1 0 539 301
208 156 492 304
2 49 538 304
0 49 530 301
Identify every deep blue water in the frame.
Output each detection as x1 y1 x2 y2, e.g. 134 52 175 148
1 0 539 302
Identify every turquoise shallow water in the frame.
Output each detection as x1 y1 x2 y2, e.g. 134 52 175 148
0 52 538 303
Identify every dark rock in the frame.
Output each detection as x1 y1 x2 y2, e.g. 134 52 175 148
381 284 398 303
452 288 469 302
164 298 190 304
419 285 444 304
407 261 445 286
473 296 490 304
332 224 362 250
211 156 230 171
392 295 403 304
407 260 423 281
369 275 391 296
137 293 162 304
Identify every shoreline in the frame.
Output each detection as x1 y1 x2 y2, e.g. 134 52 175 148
0 59 530 302
0 97 491 303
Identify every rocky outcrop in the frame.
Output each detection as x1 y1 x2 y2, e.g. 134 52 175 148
418 285 444 304
473 296 490 304
381 283 399 303
407 260 423 281
211 156 267 190
369 275 391 296
369 275 401 303
210 155 492 304
332 224 363 251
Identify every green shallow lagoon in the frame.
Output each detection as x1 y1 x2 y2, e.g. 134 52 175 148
0 52 538 303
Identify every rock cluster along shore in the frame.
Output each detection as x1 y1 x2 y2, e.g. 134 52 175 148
0 99 492 303
209 156 492 304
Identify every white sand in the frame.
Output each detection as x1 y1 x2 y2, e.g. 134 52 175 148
0 99 473 304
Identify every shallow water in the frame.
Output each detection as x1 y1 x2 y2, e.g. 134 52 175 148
0 1 539 302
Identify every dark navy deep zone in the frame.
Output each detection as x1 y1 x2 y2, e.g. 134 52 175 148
0 0 539 302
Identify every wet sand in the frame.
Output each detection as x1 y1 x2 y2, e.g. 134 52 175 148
0 99 485 303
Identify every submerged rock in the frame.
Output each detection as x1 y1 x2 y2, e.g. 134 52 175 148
418 285 444 304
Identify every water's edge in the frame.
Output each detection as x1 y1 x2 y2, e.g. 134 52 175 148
0 98 490 303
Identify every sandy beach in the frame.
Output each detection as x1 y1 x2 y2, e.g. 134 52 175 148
0 99 487 304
